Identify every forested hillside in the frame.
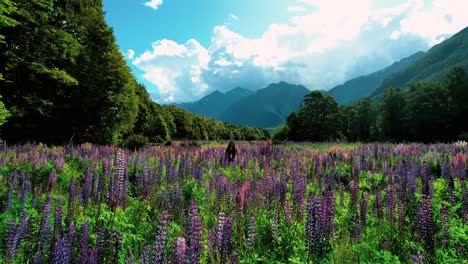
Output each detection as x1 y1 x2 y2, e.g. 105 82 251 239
370 26 468 99
327 52 425 104
0 0 268 145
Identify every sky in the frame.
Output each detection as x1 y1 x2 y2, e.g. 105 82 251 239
103 0 468 103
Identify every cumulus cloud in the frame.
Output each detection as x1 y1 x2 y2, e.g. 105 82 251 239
133 39 210 103
126 49 135 59
133 0 468 103
144 0 163 10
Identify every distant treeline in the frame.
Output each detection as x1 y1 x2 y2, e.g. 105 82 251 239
0 0 268 146
274 67 468 143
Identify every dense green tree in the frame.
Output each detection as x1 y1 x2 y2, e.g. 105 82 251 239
380 88 406 141
404 82 451 142
286 111 301 141
272 125 289 142
298 91 339 141
445 67 468 138
351 98 378 141
0 95 10 127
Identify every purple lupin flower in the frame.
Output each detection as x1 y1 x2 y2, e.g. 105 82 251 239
374 190 383 219
176 237 186 264
247 217 256 250
354 217 361 244
153 210 168 264
140 245 151 264
350 181 359 206
440 206 449 247
188 200 202 264
407 166 417 202
66 177 76 225
360 197 367 227
53 235 71 264
415 196 434 252
339 183 344 207
39 195 53 250
398 200 405 232
96 227 106 263
48 169 57 191
306 196 324 258
82 170 92 208
217 212 233 263
54 199 63 235
229 252 239 264
448 176 456 204
323 190 335 237
461 179 468 223
80 221 89 263
67 223 76 263
386 185 395 223
5 219 19 262
5 184 13 213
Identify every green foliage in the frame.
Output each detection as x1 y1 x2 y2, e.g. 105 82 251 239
288 68 468 143
0 95 11 127
328 51 425 105
295 91 339 141
371 27 468 99
272 125 289 142
123 134 149 150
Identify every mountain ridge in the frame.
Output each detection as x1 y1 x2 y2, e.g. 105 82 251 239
326 51 425 104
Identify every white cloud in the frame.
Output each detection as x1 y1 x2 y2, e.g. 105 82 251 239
126 49 135 59
144 0 163 10
134 0 468 103
288 6 306 12
133 39 210 103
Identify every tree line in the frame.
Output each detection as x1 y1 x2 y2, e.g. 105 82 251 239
274 67 468 143
0 0 268 146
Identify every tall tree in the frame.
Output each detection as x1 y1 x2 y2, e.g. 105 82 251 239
352 98 378 141
445 67 468 137
404 82 451 142
380 88 406 141
298 91 339 141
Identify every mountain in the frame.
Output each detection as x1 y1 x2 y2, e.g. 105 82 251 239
219 82 310 128
370 26 468 99
327 51 425 104
177 87 254 118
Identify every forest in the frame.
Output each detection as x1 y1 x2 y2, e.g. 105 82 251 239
0 0 269 147
275 67 468 143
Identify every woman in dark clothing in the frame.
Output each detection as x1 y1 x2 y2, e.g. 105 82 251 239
225 141 237 162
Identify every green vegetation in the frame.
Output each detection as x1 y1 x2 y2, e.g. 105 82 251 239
371 27 468 99
280 67 468 142
327 51 425 105
0 0 268 144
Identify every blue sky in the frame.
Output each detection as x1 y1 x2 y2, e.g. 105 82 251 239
103 0 468 103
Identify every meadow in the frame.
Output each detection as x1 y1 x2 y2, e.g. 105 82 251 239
0 141 467 263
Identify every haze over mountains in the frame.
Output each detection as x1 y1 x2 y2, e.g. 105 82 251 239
177 26 468 128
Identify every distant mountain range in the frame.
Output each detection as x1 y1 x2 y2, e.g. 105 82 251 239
177 26 468 128
177 82 309 128
327 51 425 104
177 87 254 119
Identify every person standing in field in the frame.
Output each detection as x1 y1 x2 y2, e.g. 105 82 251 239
225 141 237 162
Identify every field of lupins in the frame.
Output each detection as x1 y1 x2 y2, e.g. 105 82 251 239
0 142 467 263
